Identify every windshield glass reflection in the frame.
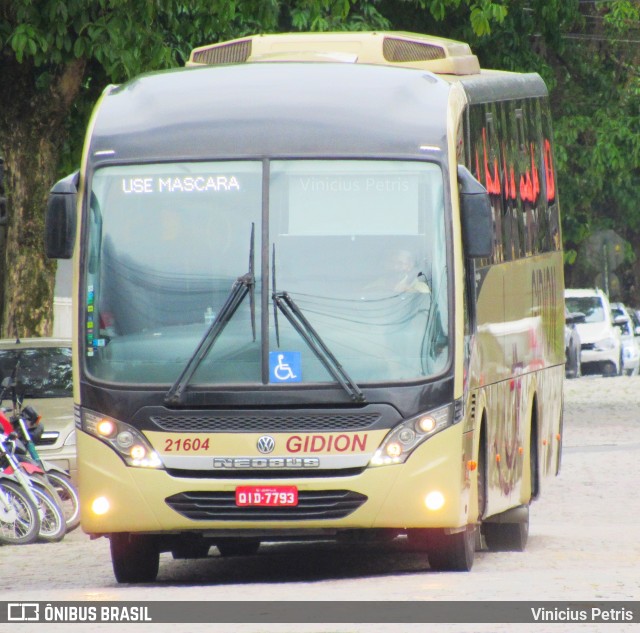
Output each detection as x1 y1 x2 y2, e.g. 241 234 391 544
85 160 449 386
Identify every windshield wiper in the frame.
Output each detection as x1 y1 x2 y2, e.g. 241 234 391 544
164 224 256 407
272 291 365 403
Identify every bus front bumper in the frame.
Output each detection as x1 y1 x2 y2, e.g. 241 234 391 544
78 423 473 535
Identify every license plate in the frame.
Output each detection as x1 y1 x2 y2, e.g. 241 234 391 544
235 485 298 507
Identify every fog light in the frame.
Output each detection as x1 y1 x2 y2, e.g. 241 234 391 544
425 491 445 511
92 496 110 515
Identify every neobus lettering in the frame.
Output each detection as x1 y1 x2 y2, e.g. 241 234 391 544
213 457 320 468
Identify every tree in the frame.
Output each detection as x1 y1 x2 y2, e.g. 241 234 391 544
0 0 512 337
0 0 386 336
5 0 636 336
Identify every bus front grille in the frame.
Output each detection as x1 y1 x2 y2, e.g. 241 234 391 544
165 467 366 479
150 411 382 433
165 490 367 521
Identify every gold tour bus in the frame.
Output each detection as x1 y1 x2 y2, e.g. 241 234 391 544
45 31 564 582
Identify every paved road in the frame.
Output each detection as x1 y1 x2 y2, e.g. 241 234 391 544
2 376 639 633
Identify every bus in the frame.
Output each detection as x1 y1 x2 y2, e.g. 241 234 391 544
45 31 564 582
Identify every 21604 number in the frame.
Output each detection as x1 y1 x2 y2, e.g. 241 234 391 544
163 437 210 452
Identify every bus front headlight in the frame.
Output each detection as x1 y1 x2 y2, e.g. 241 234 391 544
369 405 452 467
82 410 164 469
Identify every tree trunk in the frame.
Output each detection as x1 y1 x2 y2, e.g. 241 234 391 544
1 128 58 337
0 56 85 338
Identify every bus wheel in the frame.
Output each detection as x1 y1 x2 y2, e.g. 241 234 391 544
483 508 529 552
110 533 160 583
216 538 260 557
428 527 476 571
410 527 475 572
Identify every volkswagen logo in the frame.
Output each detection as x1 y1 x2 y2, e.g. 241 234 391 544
257 435 276 454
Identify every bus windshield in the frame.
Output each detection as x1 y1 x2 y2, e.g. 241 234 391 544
85 160 449 386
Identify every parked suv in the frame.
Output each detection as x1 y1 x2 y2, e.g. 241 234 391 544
0 337 75 480
610 302 640 376
564 289 623 376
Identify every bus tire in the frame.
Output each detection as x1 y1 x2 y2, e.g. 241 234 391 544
427 527 476 571
483 517 529 552
110 533 160 583
409 527 475 572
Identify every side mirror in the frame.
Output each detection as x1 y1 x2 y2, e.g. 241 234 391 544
45 171 79 259
458 165 492 259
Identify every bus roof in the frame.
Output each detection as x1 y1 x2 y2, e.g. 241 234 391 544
88 62 454 163
185 30 547 102
88 32 547 164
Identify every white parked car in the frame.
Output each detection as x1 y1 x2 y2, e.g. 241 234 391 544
564 289 623 377
610 302 640 377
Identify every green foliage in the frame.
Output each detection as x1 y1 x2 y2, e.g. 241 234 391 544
1 0 512 178
453 0 639 291
603 0 640 31
470 1 507 36
2 0 640 321
549 5 640 244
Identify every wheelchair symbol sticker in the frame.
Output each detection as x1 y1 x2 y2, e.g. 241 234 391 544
269 351 301 383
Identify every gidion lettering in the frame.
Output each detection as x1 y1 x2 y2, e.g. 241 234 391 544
286 433 368 453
